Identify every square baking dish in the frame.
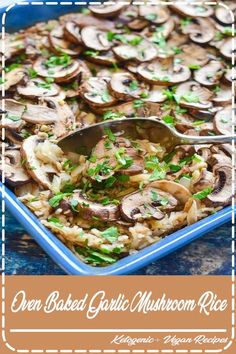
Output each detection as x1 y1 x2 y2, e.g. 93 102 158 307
1 1 234 275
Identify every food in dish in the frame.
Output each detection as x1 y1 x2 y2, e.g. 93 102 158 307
1 3 234 266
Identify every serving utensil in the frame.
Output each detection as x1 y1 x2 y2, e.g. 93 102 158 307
58 117 234 155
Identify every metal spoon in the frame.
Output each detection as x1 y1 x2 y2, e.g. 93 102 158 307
58 117 234 155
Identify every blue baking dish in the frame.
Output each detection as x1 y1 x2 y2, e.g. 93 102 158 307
0 1 234 275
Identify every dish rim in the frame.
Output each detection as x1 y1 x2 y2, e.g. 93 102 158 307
1 183 233 275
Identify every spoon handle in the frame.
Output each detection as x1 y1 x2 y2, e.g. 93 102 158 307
176 133 235 145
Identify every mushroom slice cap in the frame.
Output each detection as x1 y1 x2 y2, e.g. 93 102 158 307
0 99 25 130
175 44 209 67
81 26 112 51
70 192 120 221
89 4 126 18
64 21 82 44
22 104 58 125
109 72 147 100
176 81 213 110
182 17 215 43
215 5 235 25
113 36 158 62
170 3 213 17
4 68 25 90
145 86 167 103
205 165 232 207
17 78 59 98
33 57 81 83
2 149 31 186
21 136 60 189
80 77 117 107
213 106 232 135
120 186 178 222
212 84 231 106
224 67 233 83
49 26 82 56
194 60 224 86
84 50 117 66
220 37 236 60
139 5 170 24
137 59 191 85
60 13 114 30
148 180 191 204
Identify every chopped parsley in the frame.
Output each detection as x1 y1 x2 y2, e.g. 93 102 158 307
75 246 117 265
48 192 72 208
27 67 38 79
104 128 116 142
48 217 63 228
193 187 213 200
103 111 123 120
101 226 119 243
44 53 72 68
162 115 175 127
182 92 200 103
5 63 21 72
133 99 145 109
188 64 201 70
129 80 138 91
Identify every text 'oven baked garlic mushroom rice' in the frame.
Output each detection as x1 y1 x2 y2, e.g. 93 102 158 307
1 2 235 266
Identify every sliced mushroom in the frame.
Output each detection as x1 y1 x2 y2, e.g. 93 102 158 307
149 180 191 204
0 99 25 130
109 72 148 100
128 19 149 31
14 181 41 197
120 186 178 222
113 35 158 62
69 192 120 221
220 37 236 60
80 77 117 107
224 67 233 83
89 4 126 18
205 165 232 206
88 137 144 180
49 26 82 56
192 168 214 193
22 103 58 125
81 26 112 51
17 78 60 99
145 86 167 103
213 106 232 135
64 21 82 44
33 57 81 83
137 59 191 85
212 84 231 105
215 4 236 25
21 136 60 189
167 31 188 48
170 3 213 18
142 18 175 39
84 50 117 66
4 68 25 90
176 81 213 110
181 17 215 44
5 129 24 146
1 35 25 61
194 60 224 86
60 13 115 31
175 44 210 67
139 5 170 24
1 149 31 186
42 96 75 138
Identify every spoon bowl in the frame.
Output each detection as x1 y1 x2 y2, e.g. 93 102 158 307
58 117 234 155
